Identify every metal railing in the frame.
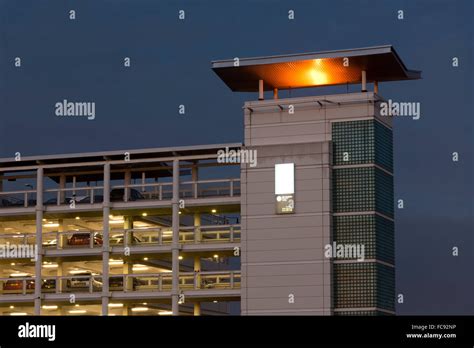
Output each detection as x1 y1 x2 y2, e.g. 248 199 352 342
180 179 241 198
0 224 240 253
109 182 173 202
112 271 241 292
0 191 37 208
0 272 241 295
42 275 103 294
43 187 104 206
112 224 241 246
0 178 240 209
0 277 35 295
42 231 103 249
0 233 36 245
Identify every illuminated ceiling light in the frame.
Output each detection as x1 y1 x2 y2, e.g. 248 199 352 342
132 265 149 271
75 304 80 307
143 257 148 261
213 300 218 303
211 209 217 213
10 263 15 266
10 312 28 316
108 303 124 308
43 263 58 268
42 219 46 222
131 307 148 312
69 310 86 314
142 302 147 305
9 305 14 309
142 212 148 217
10 273 29 277
69 269 88 275
75 216 80 220
178 256 183 260
109 260 123 266
213 254 219 259
158 311 173 316
109 220 125 224
42 305 58 310
178 211 182 215
43 223 59 228
309 69 328 85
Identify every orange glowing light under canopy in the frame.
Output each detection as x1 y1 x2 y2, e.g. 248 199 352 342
211 45 421 92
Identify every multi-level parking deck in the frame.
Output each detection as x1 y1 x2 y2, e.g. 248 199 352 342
0 143 242 316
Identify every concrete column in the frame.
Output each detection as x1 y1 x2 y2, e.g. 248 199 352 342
192 164 201 243
123 261 133 292
124 169 131 202
34 167 44 315
194 255 201 315
57 261 67 293
194 302 201 316
194 214 201 243
374 81 379 94
122 304 132 316
124 216 134 246
101 163 111 316
194 255 201 287
58 218 65 249
258 79 264 100
59 174 66 203
171 159 180 315
59 306 68 315
361 70 367 92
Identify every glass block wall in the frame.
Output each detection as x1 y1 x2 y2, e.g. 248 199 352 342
333 263 395 311
331 119 395 315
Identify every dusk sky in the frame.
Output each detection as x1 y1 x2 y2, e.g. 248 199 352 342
0 0 472 314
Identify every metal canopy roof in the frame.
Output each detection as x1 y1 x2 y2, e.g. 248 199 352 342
0 143 242 170
211 45 421 92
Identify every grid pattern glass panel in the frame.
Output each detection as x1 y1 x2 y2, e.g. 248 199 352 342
375 169 394 217
333 214 394 264
335 310 391 316
375 121 393 172
332 120 374 166
333 215 377 260
333 167 375 212
334 263 377 308
334 263 395 311
333 167 394 218
332 120 393 172
376 216 394 264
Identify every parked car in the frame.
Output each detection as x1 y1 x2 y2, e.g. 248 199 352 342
3 277 56 294
109 234 142 245
66 272 102 290
42 239 57 248
67 232 103 246
3 277 35 293
108 276 141 291
110 188 144 202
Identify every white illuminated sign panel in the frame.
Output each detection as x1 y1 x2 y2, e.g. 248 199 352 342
275 163 295 214
275 163 294 194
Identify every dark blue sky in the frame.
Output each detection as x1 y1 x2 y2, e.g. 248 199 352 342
0 0 472 314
